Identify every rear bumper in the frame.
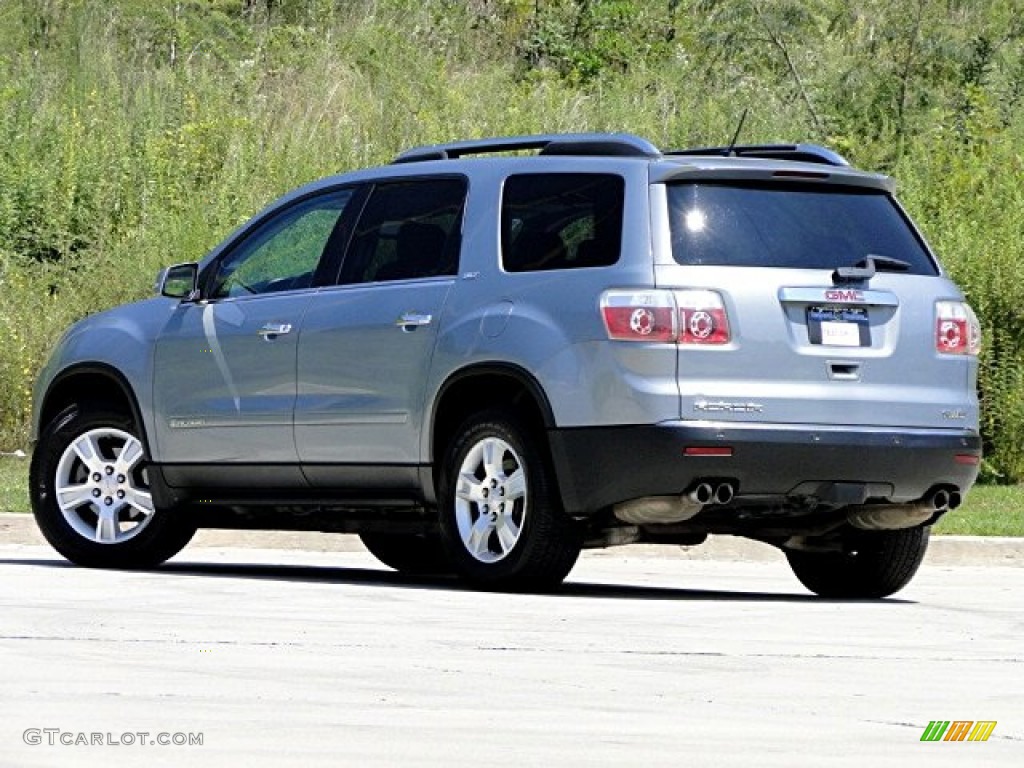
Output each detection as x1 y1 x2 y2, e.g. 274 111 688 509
547 421 982 515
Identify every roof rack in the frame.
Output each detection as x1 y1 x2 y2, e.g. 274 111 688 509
667 143 850 167
392 133 661 164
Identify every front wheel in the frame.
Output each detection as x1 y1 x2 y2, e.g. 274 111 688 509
785 527 930 599
438 411 581 591
30 405 196 568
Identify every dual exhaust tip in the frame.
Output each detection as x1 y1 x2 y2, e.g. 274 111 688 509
846 486 963 531
930 487 962 512
688 481 735 506
611 480 735 525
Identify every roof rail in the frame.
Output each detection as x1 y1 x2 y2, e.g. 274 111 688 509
667 143 850 167
392 133 661 164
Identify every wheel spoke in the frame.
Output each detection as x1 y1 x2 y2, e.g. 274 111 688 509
466 515 493 558
94 507 119 543
495 515 520 553
456 472 485 503
481 439 503 477
56 483 95 511
71 434 104 473
504 468 526 500
115 438 145 473
125 488 154 518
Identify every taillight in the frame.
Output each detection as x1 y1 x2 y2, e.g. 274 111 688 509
936 301 981 356
601 290 677 342
677 289 731 345
601 289 731 344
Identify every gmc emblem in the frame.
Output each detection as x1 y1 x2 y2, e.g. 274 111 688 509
824 289 864 302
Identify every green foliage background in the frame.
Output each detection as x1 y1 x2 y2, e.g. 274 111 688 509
1 0 1023 477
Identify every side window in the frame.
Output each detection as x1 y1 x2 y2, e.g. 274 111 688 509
502 174 624 272
210 189 352 299
338 178 467 285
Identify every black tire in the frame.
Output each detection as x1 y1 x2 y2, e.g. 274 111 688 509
438 411 581 591
785 527 931 599
30 405 196 569
359 532 452 575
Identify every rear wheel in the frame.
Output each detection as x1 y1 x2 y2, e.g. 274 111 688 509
438 411 581 591
785 527 930 599
359 532 452 575
30 405 195 568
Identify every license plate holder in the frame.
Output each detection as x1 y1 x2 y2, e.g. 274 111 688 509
807 306 870 347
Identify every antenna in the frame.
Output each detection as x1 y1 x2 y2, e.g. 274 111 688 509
726 109 749 157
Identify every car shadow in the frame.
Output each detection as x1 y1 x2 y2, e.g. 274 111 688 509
0 555 914 604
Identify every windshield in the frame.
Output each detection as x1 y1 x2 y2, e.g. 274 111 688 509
666 182 938 275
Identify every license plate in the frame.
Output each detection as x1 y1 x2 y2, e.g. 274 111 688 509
807 306 870 347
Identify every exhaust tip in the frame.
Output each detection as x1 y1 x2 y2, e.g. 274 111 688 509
947 490 962 510
931 489 950 512
713 483 735 505
689 483 714 505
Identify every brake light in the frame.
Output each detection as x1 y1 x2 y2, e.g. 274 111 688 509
677 289 731 345
601 289 731 344
601 290 677 342
935 301 981 356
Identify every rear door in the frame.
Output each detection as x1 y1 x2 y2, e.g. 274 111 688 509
294 177 467 483
654 179 978 429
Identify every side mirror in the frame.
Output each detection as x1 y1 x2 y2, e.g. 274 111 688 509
155 263 199 300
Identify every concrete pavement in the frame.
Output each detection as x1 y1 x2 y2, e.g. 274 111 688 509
0 521 1021 767
2 512 1023 564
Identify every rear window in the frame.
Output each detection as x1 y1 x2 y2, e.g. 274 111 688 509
667 182 938 275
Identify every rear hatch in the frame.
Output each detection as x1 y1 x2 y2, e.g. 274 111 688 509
650 172 979 430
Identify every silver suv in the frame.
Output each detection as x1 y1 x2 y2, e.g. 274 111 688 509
30 133 982 596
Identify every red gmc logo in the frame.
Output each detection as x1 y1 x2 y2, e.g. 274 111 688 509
824 289 864 302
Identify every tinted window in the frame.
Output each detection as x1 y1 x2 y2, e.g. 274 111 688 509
210 190 353 299
502 174 624 272
339 178 466 284
667 183 937 275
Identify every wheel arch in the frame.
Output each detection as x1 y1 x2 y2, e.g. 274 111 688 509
429 363 556 474
38 364 149 452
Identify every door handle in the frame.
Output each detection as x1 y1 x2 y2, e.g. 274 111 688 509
257 322 293 338
395 312 433 331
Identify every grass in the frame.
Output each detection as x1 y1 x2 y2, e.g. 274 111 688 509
3 1 1024 481
0 453 1020 536
933 485 1024 537
0 456 29 515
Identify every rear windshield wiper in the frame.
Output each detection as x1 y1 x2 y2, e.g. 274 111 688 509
833 254 912 284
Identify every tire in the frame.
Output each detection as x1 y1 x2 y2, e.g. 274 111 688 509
438 411 581 591
30 405 196 569
359 532 452 575
785 527 931 599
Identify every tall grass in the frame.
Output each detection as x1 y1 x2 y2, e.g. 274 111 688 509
894 103 1024 479
1 0 1023 479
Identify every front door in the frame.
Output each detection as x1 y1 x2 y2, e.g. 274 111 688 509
152 189 353 476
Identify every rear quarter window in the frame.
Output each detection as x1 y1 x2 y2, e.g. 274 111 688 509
501 173 624 272
667 182 939 275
